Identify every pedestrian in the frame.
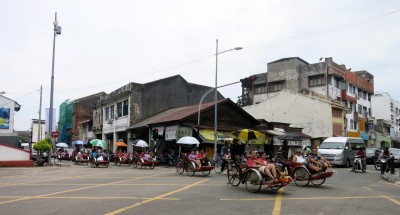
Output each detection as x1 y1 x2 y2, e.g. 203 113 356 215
230 138 240 163
220 142 230 172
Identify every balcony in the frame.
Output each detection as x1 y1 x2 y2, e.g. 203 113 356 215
341 89 357 103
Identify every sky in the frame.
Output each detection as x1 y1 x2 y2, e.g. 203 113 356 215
1 0 399 131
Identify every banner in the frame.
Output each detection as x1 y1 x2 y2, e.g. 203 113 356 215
0 107 10 129
45 108 57 133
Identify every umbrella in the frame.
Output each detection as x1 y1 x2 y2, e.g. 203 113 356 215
177 136 200 145
278 133 303 141
56 142 68 148
90 139 107 148
114 142 127 147
132 139 148 147
72 140 87 145
232 129 262 141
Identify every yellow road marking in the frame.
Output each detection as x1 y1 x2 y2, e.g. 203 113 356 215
105 179 209 215
272 187 283 215
0 173 165 205
381 195 400 206
0 196 178 200
221 196 385 201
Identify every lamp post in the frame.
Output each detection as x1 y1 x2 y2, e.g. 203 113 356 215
213 39 242 160
48 12 61 164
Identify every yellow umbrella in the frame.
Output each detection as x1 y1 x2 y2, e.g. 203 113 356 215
232 129 262 141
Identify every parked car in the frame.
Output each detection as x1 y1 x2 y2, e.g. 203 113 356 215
31 149 48 162
366 148 381 164
389 148 400 167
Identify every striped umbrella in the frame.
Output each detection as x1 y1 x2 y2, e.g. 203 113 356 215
232 129 262 141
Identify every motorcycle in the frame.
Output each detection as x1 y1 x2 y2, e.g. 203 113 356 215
156 153 176 166
352 156 365 173
379 156 388 174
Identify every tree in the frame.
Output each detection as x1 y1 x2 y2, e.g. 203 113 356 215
33 137 51 157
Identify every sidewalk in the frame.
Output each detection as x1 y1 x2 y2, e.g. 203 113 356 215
382 168 400 185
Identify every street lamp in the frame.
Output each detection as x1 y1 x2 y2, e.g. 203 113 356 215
48 12 61 164
213 39 242 160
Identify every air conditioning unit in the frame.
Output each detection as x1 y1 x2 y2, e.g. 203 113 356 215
107 119 113 124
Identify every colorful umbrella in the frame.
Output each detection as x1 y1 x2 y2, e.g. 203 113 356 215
132 139 148 147
232 129 262 141
114 142 127 147
90 139 107 148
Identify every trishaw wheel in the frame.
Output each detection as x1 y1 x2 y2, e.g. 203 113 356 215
176 160 184 174
293 167 310 187
214 158 222 174
133 160 137 168
202 161 212 176
186 162 196 176
91 162 96 168
105 162 109 168
137 160 143 169
227 165 241 187
244 169 262 193
150 164 155 169
311 177 326 186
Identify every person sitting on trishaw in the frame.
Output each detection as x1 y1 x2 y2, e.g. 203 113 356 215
310 148 331 170
188 150 202 169
292 149 324 173
247 150 279 183
196 148 209 166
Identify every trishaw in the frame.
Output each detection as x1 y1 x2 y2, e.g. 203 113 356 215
57 153 72 162
176 154 214 176
131 140 158 169
288 162 334 187
114 154 133 167
74 154 89 165
89 155 110 168
227 158 292 193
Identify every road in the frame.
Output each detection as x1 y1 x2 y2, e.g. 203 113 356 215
0 164 399 215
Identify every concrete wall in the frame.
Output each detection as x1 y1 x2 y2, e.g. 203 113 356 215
243 90 333 138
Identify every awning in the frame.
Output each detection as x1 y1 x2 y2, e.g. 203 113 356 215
265 130 285 136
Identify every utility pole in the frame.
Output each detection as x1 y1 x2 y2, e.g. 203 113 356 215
38 85 42 142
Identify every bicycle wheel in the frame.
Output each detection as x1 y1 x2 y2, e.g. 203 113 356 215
227 165 241 187
244 169 262 193
214 158 222 174
293 167 310 187
176 159 184 174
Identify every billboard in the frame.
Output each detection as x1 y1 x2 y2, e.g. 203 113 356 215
0 107 10 129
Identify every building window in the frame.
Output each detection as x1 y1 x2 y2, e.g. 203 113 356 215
105 107 110 120
123 100 128 116
117 102 122 117
358 104 362 114
268 81 285 92
308 75 325 87
254 84 267 94
350 119 354 129
333 123 342 136
332 108 341 118
110 105 114 119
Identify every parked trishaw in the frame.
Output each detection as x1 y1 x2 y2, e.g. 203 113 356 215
74 153 89 165
57 150 72 162
89 154 110 168
114 152 133 166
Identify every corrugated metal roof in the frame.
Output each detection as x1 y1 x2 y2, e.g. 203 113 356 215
128 100 221 129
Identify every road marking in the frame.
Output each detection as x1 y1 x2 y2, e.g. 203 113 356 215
105 179 209 215
272 187 283 215
220 196 384 201
0 196 178 200
0 173 165 205
363 186 372 191
381 195 400 206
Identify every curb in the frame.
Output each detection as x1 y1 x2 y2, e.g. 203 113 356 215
382 172 400 185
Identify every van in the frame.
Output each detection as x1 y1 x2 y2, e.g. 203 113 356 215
21 143 30 151
318 137 366 167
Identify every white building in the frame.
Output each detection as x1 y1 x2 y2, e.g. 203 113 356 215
371 92 400 141
0 94 20 134
243 90 343 146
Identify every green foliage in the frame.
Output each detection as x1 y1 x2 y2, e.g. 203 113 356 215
33 138 52 153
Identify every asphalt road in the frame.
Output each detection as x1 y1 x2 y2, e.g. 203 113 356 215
0 163 399 215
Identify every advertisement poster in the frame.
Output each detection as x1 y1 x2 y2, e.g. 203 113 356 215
0 107 10 129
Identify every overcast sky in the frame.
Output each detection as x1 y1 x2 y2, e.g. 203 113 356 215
1 0 399 131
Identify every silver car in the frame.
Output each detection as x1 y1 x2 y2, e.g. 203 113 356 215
389 148 400 166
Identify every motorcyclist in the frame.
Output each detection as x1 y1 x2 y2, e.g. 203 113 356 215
355 146 366 171
381 147 395 173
